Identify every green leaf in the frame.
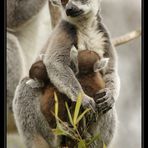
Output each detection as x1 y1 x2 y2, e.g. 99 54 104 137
52 111 78 140
54 92 58 118
76 108 91 124
65 102 74 126
87 134 100 146
78 140 86 148
73 93 82 127
52 128 67 136
103 143 107 148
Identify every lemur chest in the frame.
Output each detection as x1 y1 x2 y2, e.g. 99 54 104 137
77 29 106 58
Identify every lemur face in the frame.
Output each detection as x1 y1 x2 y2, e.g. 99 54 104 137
61 0 101 17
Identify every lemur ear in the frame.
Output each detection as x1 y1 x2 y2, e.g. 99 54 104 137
94 58 109 72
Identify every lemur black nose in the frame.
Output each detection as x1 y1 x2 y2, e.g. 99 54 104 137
66 3 83 17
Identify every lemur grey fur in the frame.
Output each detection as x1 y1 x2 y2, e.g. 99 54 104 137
7 32 26 112
7 0 47 30
7 0 52 133
13 0 120 147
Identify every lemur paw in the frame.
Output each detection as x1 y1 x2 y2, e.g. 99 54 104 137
94 88 115 114
82 95 96 112
26 78 44 88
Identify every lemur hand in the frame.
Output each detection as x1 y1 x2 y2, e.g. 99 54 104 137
94 88 115 114
82 94 96 112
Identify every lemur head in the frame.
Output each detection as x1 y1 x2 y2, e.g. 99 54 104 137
51 0 101 22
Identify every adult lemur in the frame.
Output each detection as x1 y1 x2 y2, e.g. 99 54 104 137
13 0 120 147
7 0 54 132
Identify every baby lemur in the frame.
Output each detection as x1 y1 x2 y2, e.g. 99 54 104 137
29 50 107 147
13 0 120 147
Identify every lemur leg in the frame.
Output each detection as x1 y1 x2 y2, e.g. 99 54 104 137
86 109 117 147
13 77 58 148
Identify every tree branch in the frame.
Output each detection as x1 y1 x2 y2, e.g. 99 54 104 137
112 29 141 47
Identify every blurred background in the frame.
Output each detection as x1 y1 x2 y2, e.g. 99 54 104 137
7 0 141 147
101 0 141 148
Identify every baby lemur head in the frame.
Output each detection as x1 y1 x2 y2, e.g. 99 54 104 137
78 50 100 75
78 50 109 75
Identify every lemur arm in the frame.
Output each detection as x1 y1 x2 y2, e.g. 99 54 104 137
102 45 120 101
94 22 120 114
43 21 95 109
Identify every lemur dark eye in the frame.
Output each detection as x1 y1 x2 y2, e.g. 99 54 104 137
61 0 69 6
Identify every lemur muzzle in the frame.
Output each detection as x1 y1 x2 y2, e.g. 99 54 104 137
65 3 83 17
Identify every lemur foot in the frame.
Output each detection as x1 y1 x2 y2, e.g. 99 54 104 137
26 78 44 88
94 88 115 114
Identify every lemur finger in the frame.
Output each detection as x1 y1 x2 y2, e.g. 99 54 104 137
95 88 110 98
102 106 113 114
95 88 112 103
94 91 106 100
95 95 108 104
98 104 113 113
95 92 110 104
97 97 115 113
97 97 114 109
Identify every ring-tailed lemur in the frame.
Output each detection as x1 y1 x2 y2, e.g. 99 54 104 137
13 0 120 147
7 0 53 132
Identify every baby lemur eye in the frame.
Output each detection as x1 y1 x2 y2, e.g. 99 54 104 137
61 0 69 5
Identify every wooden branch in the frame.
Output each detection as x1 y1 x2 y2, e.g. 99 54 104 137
112 29 141 47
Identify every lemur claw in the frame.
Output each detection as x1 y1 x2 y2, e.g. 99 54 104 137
94 88 115 114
